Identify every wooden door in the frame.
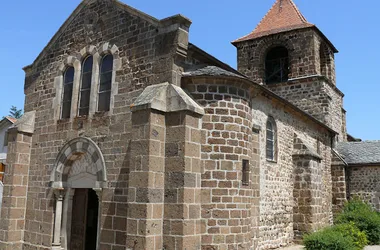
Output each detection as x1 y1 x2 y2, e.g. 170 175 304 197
70 189 88 250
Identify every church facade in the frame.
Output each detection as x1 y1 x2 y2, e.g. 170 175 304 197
0 0 378 249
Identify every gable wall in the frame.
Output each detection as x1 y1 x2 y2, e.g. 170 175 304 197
20 1 187 249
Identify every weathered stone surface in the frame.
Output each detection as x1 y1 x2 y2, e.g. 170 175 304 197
131 82 204 115
2 0 375 249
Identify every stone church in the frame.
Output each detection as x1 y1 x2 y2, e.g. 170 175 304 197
1 0 379 249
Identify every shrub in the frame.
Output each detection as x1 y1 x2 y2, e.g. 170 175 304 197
333 223 368 249
303 227 356 250
336 199 380 245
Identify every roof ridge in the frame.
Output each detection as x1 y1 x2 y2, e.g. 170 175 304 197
253 0 278 33
288 0 308 23
5 116 17 123
233 0 314 43
233 1 279 42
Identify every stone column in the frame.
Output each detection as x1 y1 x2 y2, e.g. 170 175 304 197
126 109 166 249
163 112 202 249
52 189 65 248
128 83 204 249
293 156 324 240
0 111 35 250
331 151 347 217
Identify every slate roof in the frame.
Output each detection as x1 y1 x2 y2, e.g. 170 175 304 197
183 65 246 79
234 0 314 42
336 141 380 165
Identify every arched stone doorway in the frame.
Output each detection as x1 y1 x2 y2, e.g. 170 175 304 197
50 137 107 250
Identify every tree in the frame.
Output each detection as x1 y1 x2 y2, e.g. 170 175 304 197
9 106 23 119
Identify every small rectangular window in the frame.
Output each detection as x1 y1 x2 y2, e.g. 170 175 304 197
242 159 249 186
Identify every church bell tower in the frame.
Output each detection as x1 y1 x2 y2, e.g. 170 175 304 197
233 0 347 141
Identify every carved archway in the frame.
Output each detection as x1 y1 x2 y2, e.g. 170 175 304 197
50 137 107 189
50 137 106 250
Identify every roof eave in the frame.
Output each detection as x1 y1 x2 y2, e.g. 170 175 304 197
182 73 338 136
232 26 338 53
347 162 380 167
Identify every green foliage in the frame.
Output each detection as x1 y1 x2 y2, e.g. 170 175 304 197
336 199 380 245
9 106 23 119
304 227 356 250
340 197 373 214
333 223 368 249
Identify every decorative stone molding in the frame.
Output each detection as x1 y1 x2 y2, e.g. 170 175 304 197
49 137 107 189
9 110 36 134
95 42 121 115
54 56 82 121
79 45 98 60
131 82 204 115
292 133 322 160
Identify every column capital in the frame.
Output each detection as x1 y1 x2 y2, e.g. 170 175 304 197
53 188 65 201
93 188 102 200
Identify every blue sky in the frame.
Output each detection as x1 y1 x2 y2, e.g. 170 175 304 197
0 0 378 140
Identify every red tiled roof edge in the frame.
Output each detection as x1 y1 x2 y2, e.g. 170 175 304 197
5 116 17 123
233 0 314 43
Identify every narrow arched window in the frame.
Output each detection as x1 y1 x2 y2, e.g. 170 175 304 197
62 67 75 119
266 117 277 161
98 55 113 112
79 56 93 116
265 46 289 84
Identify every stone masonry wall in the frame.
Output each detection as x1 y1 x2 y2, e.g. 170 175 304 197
20 1 190 249
0 130 32 250
183 77 260 249
235 28 345 142
236 28 336 85
251 92 333 249
348 166 380 211
266 77 345 141
331 163 347 216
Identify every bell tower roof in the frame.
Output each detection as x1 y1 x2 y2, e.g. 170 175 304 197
233 0 315 43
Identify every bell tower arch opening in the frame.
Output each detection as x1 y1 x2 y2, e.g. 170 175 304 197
50 137 107 250
265 46 289 84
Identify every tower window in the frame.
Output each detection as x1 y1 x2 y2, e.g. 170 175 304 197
265 46 289 84
62 67 75 119
266 116 277 161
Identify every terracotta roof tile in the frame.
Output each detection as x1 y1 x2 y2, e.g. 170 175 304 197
233 0 314 43
5 116 17 123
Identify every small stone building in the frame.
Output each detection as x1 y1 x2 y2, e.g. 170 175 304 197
0 116 17 213
0 116 17 166
0 0 377 249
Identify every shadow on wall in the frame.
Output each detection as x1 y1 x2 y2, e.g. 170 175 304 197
98 139 131 249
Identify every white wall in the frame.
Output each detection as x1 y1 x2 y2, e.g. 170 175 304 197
0 120 12 162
